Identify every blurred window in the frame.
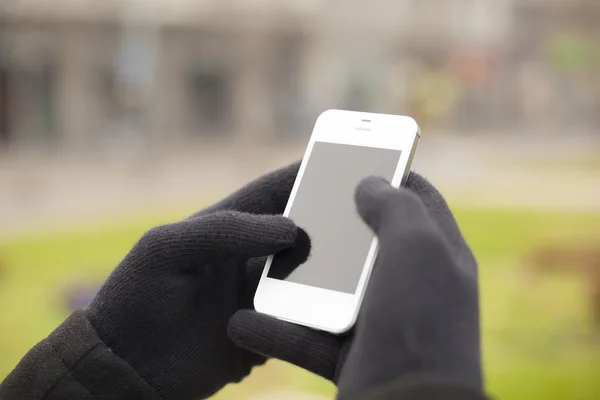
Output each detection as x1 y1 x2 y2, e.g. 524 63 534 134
13 61 57 144
187 68 231 136
271 34 306 138
0 59 9 147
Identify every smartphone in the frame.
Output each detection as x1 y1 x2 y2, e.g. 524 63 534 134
254 109 420 334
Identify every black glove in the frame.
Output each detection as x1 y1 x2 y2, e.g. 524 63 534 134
336 175 482 398
85 162 311 400
227 173 481 390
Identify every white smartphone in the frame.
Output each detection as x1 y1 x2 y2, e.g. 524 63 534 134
254 109 420 334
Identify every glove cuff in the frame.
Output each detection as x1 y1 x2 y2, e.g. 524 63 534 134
1 309 161 400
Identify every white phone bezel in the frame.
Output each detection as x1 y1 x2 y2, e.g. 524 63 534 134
254 109 420 334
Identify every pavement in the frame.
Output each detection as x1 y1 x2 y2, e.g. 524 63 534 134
1 134 599 241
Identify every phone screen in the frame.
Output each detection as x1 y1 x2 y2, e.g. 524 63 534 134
268 141 402 294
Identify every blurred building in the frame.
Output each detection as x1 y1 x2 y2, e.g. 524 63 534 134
0 0 597 154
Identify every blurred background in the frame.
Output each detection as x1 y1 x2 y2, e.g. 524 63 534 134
0 0 599 398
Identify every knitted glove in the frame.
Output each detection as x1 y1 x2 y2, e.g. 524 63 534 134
228 173 481 393
86 162 311 400
336 175 481 398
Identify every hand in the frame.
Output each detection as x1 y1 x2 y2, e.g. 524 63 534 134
85 162 311 400
336 175 482 398
227 173 481 392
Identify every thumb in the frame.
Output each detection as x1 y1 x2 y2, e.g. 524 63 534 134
354 176 429 235
143 211 299 266
228 310 342 381
242 228 312 306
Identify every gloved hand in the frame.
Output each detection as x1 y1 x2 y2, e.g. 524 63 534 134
85 162 311 400
227 173 481 391
336 175 482 398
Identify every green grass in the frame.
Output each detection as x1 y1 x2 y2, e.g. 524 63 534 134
1 205 600 399
508 152 600 175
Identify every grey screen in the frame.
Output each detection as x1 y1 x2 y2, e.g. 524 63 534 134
268 141 401 294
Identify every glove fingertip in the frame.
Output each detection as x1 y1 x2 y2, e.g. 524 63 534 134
271 227 311 269
256 214 300 249
354 176 392 230
405 172 446 207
